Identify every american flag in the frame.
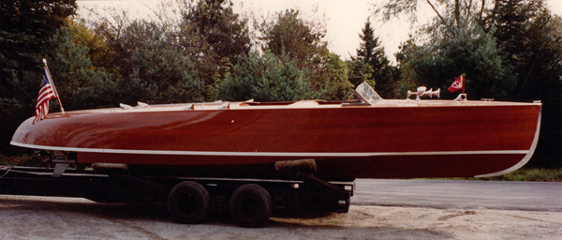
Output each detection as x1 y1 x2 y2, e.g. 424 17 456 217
33 69 56 123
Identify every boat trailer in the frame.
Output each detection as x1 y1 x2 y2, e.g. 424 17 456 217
0 159 353 228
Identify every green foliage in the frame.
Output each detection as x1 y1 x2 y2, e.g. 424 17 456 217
375 0 488 27
485 0 562 101
259 9 352 100
0 0 78 102
356 20 388 71
310 52 354 100
66 18 114 74
211 51 311 102
346 60 375 89
484 0 562 168
476 168 562 182
0 0 77 153
112 20 205 104
425 168 562 182
485 0 531 68
0 154 43 167
396 17 516 100
393 39 419 95
354 19 397 98
44 26 117 111
259 9 326 64
380 0 561 167
181 0 251 87
183 0 250 62
0 0 77 76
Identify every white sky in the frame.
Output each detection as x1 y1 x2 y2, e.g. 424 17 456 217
77 0 562 62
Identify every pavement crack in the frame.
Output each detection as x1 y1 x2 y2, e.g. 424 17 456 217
120 222 167 240
437 210 476 221
499 213 562 226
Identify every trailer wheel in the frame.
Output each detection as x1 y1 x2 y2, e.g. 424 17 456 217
229 184 272 228
167 181 210 224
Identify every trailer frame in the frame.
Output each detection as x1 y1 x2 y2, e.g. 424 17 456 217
0 163 354 227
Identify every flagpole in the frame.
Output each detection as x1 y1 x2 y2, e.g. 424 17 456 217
42 59 65 114
462 74 465 94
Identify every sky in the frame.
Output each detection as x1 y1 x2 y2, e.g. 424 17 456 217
77 0 562 62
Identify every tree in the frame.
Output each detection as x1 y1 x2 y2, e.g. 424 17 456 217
66 18 114 74
259 9 327 65
376 0 562 167
210 51 311 102
523 13 562 168
0 0 77 76
183 0 250 63
354 19 397 98
181 0 251 87
396 18 516 100
484 0 560 100
311 52 354 100
86 0 247 99
485 0 529 68
0 0 78 107
0 0 77 153
483 0 562 167
374 0 491 29
111 20 205 105
259 9 353 100
87 5 208 105
43 25 118 111
346 60 375 90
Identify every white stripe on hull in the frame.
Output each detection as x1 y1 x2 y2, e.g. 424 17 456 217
9 141 530 158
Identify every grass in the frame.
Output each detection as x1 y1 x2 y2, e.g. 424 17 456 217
471 168 562 182
0 153 42 167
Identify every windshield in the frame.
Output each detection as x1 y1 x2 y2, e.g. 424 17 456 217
355 82 383 104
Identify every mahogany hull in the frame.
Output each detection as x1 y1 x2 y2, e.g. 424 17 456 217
11 100 542 179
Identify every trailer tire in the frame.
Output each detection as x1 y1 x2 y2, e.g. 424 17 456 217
167 181 210 224
229 184 272 228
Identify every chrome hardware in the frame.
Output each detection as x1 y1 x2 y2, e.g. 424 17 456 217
407 86 440 101
425 88 440 98
454 93 468 101
119 103 132 109
137 101 149 108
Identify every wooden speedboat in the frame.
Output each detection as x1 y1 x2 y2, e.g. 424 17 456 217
11 83 542 180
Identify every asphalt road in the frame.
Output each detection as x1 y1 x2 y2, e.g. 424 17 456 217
1 179 561 239
351 179 562 212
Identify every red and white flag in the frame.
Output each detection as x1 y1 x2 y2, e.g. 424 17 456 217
448 75 464 93
33 69 56 123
